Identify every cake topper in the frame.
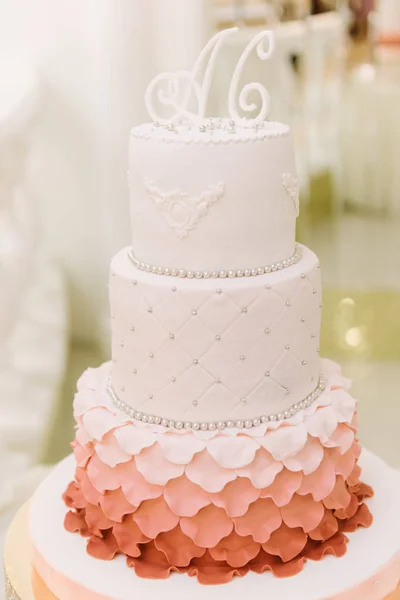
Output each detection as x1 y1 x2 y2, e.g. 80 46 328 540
145 28 275 129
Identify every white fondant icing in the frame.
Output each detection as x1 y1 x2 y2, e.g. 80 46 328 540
144 178 225 239
29 451 400 599
109 245 321 423
282 172 300 217
129 122 297 272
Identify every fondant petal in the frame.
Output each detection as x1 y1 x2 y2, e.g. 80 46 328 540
86 532 119 560
72 440 93 467
210 477 261 517
95 431 131 467
281 494 324 532
86 454 123 492
260 469 303 507
302 532 348 560
187 551 248 585
99 488 136 522
233 498 282 543
132 496 180 538
297 452 337 500
334 446 358 479
284 437 324 475
340 503 373 532
127 542 184 579
135 444 185 486
64 510 89 536
85 504 114 536
206 435 259 469
63 481 86 510
82 408 123 441
258 423 307 461
325 424 355 454
114 424 157 456
76 467 102 505
155 526 206 566
305 406 337 443
113 516 150 556
209 531 260 567
157 432 205 464
75 426 93 448
120 461 163 506
236 448 283 489
185 449 236 493
180 504 233 547
249 551 306 577
164 475 210 517
322 476 351 510
262 524 307 562
308 509 339 541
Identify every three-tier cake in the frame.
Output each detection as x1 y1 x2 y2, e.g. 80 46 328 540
5 28 400 600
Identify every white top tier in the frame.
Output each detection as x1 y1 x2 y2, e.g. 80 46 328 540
129 28 299 273
129 121 298 273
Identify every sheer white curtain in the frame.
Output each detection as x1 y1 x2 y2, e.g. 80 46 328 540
0 0 211 345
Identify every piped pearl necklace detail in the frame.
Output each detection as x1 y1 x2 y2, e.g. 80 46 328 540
128 245 302 279
107 376 326 431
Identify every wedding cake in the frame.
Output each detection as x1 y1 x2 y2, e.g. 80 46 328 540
4 28 400 600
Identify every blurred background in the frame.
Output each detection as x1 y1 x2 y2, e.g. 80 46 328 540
0 0 399 578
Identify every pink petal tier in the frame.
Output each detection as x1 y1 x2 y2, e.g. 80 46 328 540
63 359 373 585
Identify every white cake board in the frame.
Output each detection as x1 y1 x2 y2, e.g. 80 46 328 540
30 451 400 600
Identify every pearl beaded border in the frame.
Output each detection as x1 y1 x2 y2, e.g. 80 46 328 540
127 244 302 279
106 376 326 432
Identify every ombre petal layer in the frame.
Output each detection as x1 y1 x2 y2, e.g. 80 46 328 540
62 359 373 584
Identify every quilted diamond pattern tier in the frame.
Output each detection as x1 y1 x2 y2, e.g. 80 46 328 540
110 245 322 423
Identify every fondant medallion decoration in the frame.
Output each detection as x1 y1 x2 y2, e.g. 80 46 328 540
282 173 300 217
144 178 225 239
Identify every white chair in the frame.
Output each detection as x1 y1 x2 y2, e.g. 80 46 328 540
0 0 212 348
0 62 68 539
301 11 347 210
340 63 400 214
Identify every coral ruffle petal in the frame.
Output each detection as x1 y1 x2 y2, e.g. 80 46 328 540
180 504 234 547
155 526 206 566
262 524 307 562
209 531 261 567
86 532 119 560
233 498 282 543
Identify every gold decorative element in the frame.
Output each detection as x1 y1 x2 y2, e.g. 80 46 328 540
4 566 22 600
